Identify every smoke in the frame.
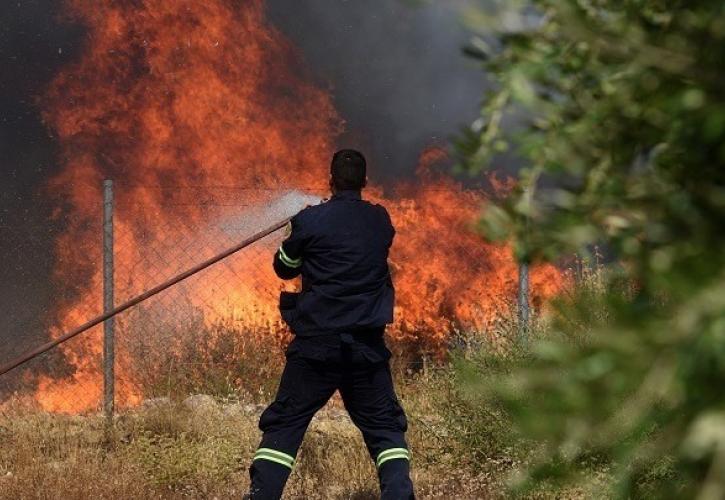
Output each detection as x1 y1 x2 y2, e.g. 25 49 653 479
265 0 487 181
0 0 84 359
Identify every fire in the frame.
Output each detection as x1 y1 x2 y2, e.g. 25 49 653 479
28 0 563 412
371 151 562 353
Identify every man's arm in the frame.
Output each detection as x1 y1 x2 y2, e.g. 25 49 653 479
273 217 307 280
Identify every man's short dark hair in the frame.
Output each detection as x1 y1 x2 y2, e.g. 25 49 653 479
331 149 367 191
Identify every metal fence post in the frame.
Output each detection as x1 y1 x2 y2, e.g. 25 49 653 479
517 184 532 347
517 261 530 346
103 180 115 420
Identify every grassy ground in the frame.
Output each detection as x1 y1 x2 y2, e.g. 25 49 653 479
0 367 512 499
0 354 608 500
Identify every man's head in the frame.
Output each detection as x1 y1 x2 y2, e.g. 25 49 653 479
330 149 367 193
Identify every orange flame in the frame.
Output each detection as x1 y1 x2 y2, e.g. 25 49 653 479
32 0 563 412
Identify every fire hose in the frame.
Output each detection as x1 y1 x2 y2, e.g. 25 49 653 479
0 217 290 378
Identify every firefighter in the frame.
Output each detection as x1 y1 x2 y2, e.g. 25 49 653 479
246 150 414 499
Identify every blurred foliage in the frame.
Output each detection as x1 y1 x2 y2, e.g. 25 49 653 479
458 0 725 497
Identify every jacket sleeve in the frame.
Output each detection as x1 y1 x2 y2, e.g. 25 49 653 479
273 214 309 280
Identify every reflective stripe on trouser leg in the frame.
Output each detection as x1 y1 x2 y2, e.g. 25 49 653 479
253 448 296 470
376 447 411 468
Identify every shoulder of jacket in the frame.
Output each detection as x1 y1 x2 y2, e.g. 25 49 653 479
293 199 329 224
369 201 391 217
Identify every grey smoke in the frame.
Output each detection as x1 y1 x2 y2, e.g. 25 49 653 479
265 0 488 181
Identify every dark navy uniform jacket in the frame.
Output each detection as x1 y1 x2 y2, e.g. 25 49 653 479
273 190 395 347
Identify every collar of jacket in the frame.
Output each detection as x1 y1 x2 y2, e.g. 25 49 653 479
332 190 362 201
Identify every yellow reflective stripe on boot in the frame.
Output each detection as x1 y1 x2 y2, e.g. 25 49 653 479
278 246 302 268
253 448 296 470
376 448 410 468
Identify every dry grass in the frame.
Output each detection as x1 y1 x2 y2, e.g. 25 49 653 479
0 322 610 500
0 368 513 500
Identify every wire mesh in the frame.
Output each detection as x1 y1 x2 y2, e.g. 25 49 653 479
0 180 105 414
0 182 554 415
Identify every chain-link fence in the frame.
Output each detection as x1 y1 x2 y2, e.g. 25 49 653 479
0 180 556 415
